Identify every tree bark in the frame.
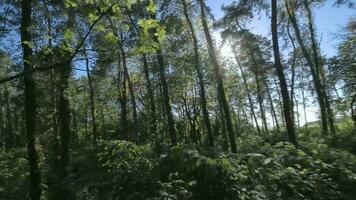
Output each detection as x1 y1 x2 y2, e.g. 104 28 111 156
199 0 236 153
21 0 42 199
271 0 297 146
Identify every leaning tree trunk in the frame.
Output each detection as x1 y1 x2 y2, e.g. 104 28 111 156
271 0 297 146
303 0 335 134
199 0 236 153
285 0 328 134
182 0 214 146
21 0 42 199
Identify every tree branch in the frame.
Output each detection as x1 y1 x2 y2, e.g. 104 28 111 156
0 5 113 85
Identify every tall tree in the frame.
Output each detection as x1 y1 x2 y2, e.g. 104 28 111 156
181 0 214 146
284 0 328 134
149 4 177 146
271 0 297 146
198 0 236 153
302 0 335 134
21 0 42 199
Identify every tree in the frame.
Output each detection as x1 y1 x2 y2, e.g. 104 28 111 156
21 0 42 199
271 0 297 146
181 0 214 146
198 0 236 153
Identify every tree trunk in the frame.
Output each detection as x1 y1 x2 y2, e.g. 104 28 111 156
264 77 280 132
4 87 13 149
142 55 157 137
83 45 97 145
199 0 236 153
303 0 335 134
119 32 138 142
252 58 268 133
182 0 214 146
55 9 76 200
234 53 261 133
273 77 285 127
287 20 297 126
149 12 177 146
44 2 58 146
271 0 297 146
21 0 42 199
299 66 308 129
285 0 328 134
0 94 3 149
351 94 356 128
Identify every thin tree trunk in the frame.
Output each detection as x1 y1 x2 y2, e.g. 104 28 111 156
272 0 297 146
108 18 128 140
295 95 301 130
253 61 268 133
234 54 261 133
264 77 280 132
83 45 97 145
300 67 308 129
142 55 157 136
126 9 157 138
119 32 138 142
4 87 13 149
199 0 236 153
148 11 177 146
182 95 198 144
182 0 214 146
21 0 41 199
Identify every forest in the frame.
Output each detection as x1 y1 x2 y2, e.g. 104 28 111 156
0 0 355 199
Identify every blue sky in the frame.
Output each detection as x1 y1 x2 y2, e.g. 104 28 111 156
206 0 355 57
